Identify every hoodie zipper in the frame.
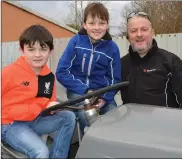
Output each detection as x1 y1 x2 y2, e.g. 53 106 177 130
86 40 101 85
86 44 94 85
82 54 86 72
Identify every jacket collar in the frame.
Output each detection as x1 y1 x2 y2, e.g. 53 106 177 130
78 28 112 41
15 56 51 76
129 39 158 63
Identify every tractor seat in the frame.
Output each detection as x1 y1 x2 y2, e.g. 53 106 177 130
1 134 48 158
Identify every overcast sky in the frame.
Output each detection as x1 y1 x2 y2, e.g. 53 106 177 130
18 1 130 35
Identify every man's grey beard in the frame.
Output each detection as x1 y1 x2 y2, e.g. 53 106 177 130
131 40 153 55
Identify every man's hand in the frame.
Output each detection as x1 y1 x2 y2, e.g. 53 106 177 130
93 99 106 110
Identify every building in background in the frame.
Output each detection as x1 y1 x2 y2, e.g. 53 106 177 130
2 0 77 42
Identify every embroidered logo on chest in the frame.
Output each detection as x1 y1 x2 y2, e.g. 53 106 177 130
44 82 51 94
143 69 156 73
21 81 30 86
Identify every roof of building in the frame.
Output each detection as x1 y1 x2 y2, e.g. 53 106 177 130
4 0 78 34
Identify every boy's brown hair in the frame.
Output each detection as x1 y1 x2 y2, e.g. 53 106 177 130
83 2 109 23
19 24 54 51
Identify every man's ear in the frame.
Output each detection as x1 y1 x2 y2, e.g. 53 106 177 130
126 34 129 40
126 28 129 40
152 29 155 38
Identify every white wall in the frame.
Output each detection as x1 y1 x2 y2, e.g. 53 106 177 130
2 33 182 104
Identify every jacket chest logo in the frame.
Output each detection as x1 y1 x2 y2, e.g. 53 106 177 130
36 72 54 99
44 82 51 94
143 69 156 73
21 81 30 86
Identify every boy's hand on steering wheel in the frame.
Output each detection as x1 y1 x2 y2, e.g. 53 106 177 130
94 99 106 110
46 101 60 108
46 101 60 115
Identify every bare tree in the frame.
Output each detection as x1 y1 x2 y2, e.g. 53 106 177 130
120 1 182 35
119 2 138 36
63 1 83 30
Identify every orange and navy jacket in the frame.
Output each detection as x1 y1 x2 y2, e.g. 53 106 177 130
2 56 56 124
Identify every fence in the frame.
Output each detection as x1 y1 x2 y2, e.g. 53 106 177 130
2 33 182 102
2 33 182 70
112 33 182 59
2 41 51 68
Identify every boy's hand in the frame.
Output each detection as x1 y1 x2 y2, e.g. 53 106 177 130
94 99 106 110
46 101 60 108
46 102 60 115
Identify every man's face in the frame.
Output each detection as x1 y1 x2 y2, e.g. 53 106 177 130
83 15 108 43
20 41 51 72
127 16 154 55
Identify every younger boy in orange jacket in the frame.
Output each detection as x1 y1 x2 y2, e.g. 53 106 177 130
2 24 75 158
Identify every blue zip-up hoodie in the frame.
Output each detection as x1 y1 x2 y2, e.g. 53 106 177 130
56 28 121 104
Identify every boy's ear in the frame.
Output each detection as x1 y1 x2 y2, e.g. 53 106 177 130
50 49 54 54
82 23 86 30
19 47 24 55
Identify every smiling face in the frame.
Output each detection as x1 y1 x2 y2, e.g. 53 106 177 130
20 41 51 74
127 16 154 56
83 15 108 43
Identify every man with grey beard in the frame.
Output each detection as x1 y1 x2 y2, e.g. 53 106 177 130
120 12 182 108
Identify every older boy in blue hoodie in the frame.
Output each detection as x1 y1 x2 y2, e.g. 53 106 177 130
56 2 121 134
